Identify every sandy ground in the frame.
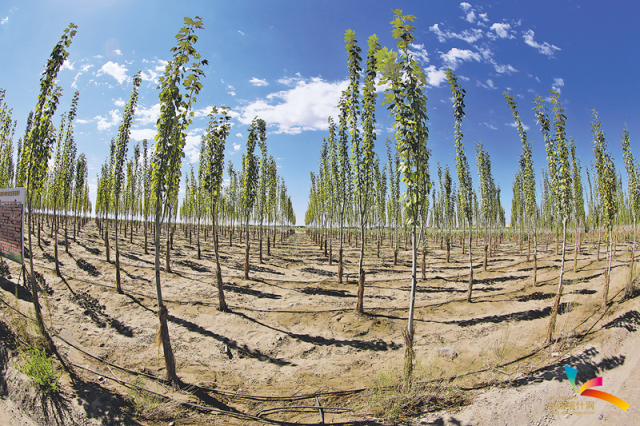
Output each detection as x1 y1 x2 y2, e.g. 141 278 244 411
0 221 638 425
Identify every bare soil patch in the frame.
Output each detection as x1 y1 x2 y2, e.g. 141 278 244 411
1 223 639 425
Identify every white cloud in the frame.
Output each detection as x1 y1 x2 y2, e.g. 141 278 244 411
473 46 517 74
430 24 483 44
228 91 236 96
71 63 94 88
76 119 91 124
235 133 242 138
113 98 125 107
114 49 122 56
94 54 103 59
125 59 133 65
1 17 7 25
507 122 530 131
191 106 240 121
488 22 513 40
440 48 481 69
140 68 161 84
425 66 448 87
237 77 349 134
238 30 245 35
523 30 560 56
250 77 269 87
184 128 205 163
135 103 161 126
130 128 157 141
494 63 517 74
411 43 429 64
233 143 241 152
460 2 476 23
430 24 449 43
142 58 149 63
479 13 489 23
96 61 129 84
477 79 496 90
95 110 121 131
61 60 74 71
192 106 214 118
277 76 302 86
552 77 564 93
484 123 497 130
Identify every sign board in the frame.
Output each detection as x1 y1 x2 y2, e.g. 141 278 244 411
0 188 26 264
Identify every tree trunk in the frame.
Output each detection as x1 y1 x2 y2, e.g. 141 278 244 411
26 199 60 364
355 223 366 314
244 218 250 280
483 244 488 272
626 246 635 299
597 226 602 261
404 224 418 384
53 200 61 277
573 227 579 273
166 220 172 274
213 211 229 312
197 222 201 260
603 228 613 307
467 220 474 302
338 225 344 283
533 221 538 286
115 209 123 294
154 203 179 388
64 221 69 254
144 219 148 255
38 219 42 250
105 229 111 263
546 217 568 344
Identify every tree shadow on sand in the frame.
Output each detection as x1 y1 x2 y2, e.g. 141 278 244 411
225 282 281 299
604 310 640 332
511 346 625 388
0 275 33 302
234 311 401 352
72 292 134 337
122 294 293 366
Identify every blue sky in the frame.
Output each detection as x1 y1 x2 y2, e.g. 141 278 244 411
1 1 638 225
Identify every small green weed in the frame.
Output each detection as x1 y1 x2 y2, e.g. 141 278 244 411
366 356 459 422
127 376 164 416
16 345 60 394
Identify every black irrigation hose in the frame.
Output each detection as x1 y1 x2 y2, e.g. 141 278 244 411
6 245 639 410
30 258 538 315
0 298 382 407
257 406 353 417
67 361 281 425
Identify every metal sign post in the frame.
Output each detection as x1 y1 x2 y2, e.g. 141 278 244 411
0 187 26 264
